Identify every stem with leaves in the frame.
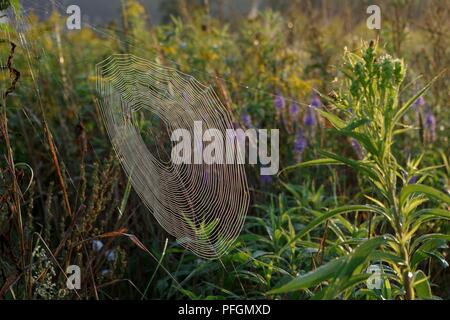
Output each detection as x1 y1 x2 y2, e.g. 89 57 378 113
273 43 449 300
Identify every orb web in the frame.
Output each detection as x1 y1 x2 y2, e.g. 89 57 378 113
96 54 250 259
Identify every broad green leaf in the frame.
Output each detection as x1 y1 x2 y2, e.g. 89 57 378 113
337 236 388 278
414 270 432 299
323 237 388 299
317 109 346 129
355 288 380 300
411 236 449 268
324 273 371 300
271 237 387 296
267 257 345 294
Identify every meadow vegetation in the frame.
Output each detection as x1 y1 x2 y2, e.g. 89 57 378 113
0 0 449 299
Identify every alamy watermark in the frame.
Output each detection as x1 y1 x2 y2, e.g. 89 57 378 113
367 5 381 30
66 5 81 30
366 264 382 290
171 121 279 175
66 265 81 290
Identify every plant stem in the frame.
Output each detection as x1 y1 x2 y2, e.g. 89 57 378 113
0 39 26 295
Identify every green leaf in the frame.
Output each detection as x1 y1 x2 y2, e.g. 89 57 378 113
317 109 346 129
320 151 379 181
427 251 449 268
336 130 379 156
270 237 387 296
411 239 449 268
323 237 388 299
278 158 341 175
282 205 381 251
319 151 361 169
370 250 404 265
382 278 392 300
338 237 388 278
400 184 450 206
393 71 445 125
412 233 450 252
343 118 370 131
12 0 20 11
411 208 450 229
414 271 432 299
267 257 345 294
326 273 371 299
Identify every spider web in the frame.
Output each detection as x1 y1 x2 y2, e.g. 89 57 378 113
96 54 250 259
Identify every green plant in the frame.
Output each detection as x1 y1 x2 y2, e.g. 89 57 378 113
272 42 449 299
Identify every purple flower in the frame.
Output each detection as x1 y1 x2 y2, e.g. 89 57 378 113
310 94 321 108
425 111 436 141
274 92 285 111
351 139 363 159
413 96 426 108
294 130 307 154
290 100 299 118
425 112 436 128
408 176 418 184
293 130 307 162
260 175 273 185
241 112 252 127
304 108 316 126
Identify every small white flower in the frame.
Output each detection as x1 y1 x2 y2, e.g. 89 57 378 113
92 240 104 252
100 269 112 277
106 249 116 262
